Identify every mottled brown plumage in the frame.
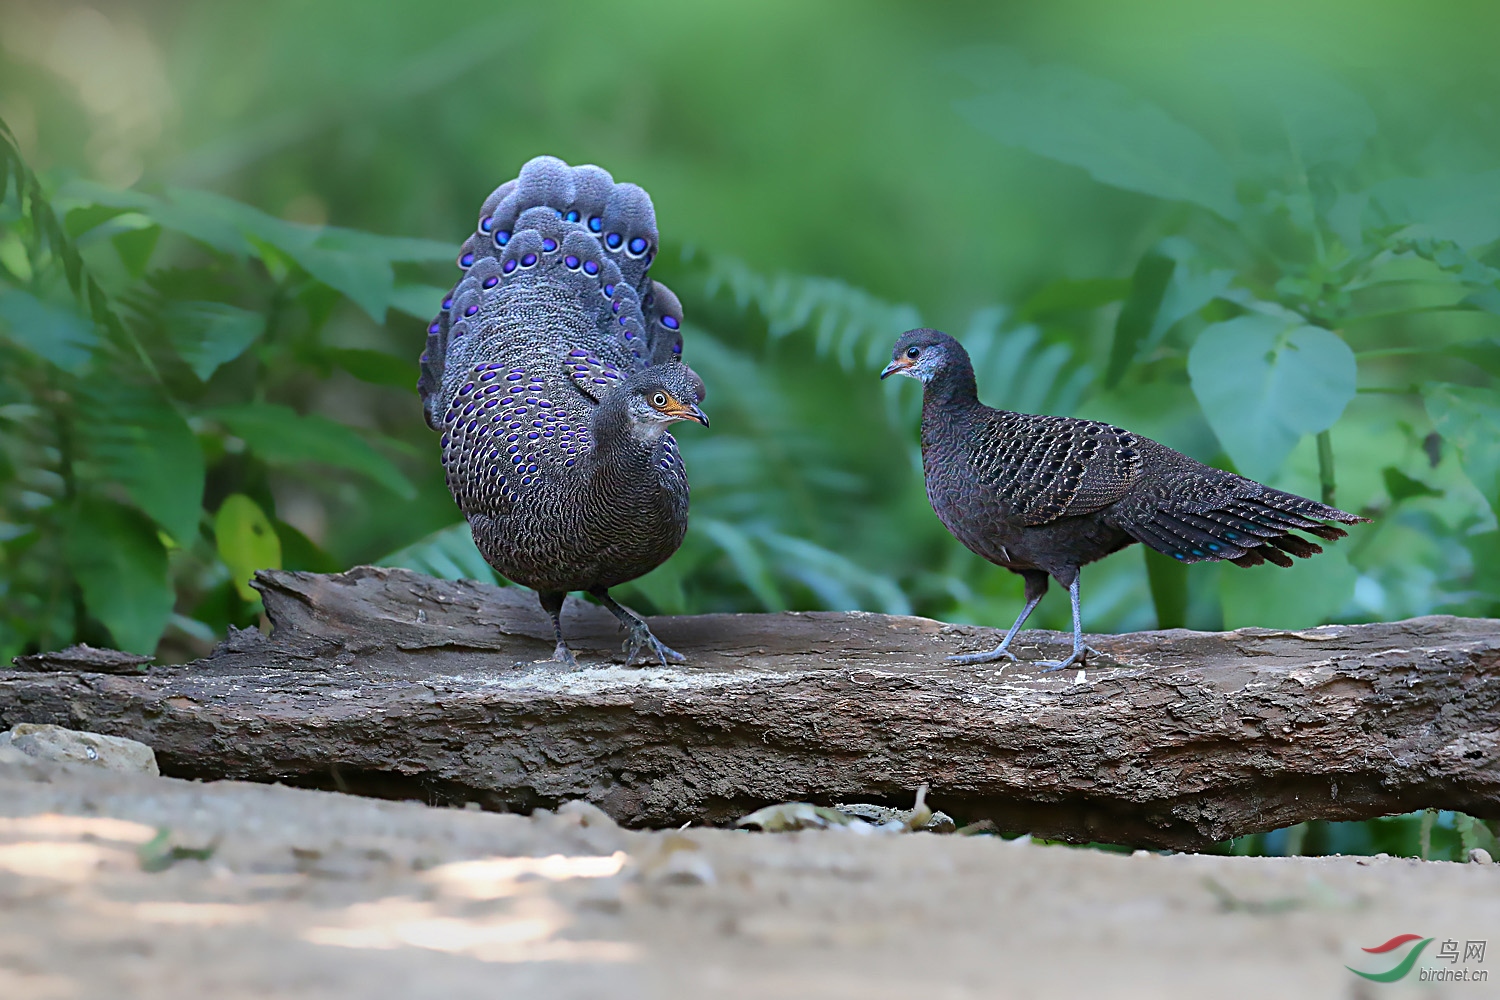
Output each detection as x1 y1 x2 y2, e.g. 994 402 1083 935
419 156 706 667
882 328 1367 669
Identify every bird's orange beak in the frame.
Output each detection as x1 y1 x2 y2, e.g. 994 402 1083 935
880 357 914 379
663 399 710 427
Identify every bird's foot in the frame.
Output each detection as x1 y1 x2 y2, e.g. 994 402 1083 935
622 621 685 668
947 645 1019 667
1034 645 1101 673
552 642 580 669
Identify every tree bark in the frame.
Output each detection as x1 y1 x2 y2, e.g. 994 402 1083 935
2 566 1497 850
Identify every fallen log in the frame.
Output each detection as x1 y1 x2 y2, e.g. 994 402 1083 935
2 566 1497 849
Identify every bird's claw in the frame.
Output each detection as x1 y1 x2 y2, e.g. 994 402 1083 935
1034 645 1101 673
551 642 580 669
622 623 685 668
946 646 1019 666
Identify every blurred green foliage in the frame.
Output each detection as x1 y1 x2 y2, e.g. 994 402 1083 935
1 1 1498 852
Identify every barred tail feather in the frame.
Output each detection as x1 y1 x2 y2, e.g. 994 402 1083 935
1124 484 1367 569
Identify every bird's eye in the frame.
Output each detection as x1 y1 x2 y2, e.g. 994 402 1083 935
906 346 921 359
651 392 668 408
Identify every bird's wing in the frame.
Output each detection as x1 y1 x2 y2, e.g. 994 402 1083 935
969 412 1144 527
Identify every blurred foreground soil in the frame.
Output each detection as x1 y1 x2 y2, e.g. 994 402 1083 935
1 756 1496 999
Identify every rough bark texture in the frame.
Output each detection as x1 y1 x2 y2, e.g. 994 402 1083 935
2 566 1497 849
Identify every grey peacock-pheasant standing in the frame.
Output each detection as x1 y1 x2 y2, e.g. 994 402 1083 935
419 156 707 667
882 328 1368 671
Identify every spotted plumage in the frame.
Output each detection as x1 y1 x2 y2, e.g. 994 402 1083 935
420 156 706 667
882 328 1368 671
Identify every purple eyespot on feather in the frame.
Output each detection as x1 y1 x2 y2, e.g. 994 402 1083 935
619 316 629 326
565 210 580 222
442 296 453 309
662 315 679 330
479 216 493 232
564 255 580 269
506 372 523 381
429 322 441 334
604 283 615 296
672 343 682 355
537 400 551 407
460 383 474 394
464 305 478 317
522 476 533 486
583 260 599 275
611 301 621 314
459 253 474 268
588 216 602 232
480 372 495 381
624 330 634 340
605 233 623 249
628 237 648 255
503 259 517 274
520 253 537 267
495 230 510 246
528 431 539 439
541 238 557 252
483 276 498 288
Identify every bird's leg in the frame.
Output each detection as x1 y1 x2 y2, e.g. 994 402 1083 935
537 591 579 668
590 590 684 668
1036 576 1101 672
948 570 1049 666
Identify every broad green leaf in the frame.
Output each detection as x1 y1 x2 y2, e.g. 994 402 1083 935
378 521 497 583
65 497 174 654
1440 334 1500 378
1143 548 1188 629
954 47 1239 219
324 347 419 388
1367 171 1500 249
1106 252 1175 387
1423 382 1500 514
75 381 206 546
275 519 341 573
1197 45 1375 168
390 283 451 320
0 288 98 373
314 228 455 265
1220 548 1356 630
1187 315 1356 480
64 203 130 239
164 301 266 380
206 403 415 498
1382 467 1442 502
214 494 282 601
1017 278 1129 321
111 225 161 278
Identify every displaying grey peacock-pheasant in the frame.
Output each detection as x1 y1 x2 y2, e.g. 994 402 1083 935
419 156 707 667
882 328 1368 671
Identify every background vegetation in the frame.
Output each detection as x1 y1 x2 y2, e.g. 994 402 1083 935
1 0 1497 858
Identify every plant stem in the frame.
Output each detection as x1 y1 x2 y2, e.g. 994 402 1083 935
1316 430 1336 506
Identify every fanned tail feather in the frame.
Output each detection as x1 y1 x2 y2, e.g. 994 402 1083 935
419 155 687 428
1126 484 1366 569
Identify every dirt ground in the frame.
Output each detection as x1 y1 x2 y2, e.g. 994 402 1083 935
1 754 1496 1000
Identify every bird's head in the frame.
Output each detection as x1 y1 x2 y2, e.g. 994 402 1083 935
880 328 963 384
623 363 709 438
